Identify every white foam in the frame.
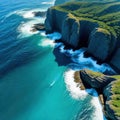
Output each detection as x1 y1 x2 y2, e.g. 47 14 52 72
39 38 55 47
47 32 62 40
60 47 115 73
64 69 88 99
18 20 38 38
18 16 45 38
38 32 62 47
86 89 106 120
23 11 34 18
40 31 46 36
41 1 54 5
91 96 105 120
42 0 55 5
64 69 106 120
16 8 47 19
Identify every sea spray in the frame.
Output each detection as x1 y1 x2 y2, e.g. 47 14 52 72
59 46 115 73
64 69 105 120
16 9 46 38
39 32 62 47
91 97 106 120
15 8 47 19
18 21 39 38
41 1 55 5
39 38 55 47
47 32 62 40
64 69 87 99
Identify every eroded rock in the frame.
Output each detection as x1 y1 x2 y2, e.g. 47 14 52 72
80 69 115 90
88 28 116 61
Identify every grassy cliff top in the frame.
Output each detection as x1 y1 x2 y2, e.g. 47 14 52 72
110 75 120 117
52 1 120 38
55 0 119 5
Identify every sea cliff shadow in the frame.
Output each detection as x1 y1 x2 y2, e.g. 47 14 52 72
53 45 72 66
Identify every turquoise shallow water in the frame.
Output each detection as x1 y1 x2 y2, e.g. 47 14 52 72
0 0 115 120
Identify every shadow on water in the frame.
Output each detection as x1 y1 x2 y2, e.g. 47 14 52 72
53 45 73 66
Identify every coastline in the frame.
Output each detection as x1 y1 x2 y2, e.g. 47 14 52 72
40 0 120 119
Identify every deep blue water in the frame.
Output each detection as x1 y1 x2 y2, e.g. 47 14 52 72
0 0 114 120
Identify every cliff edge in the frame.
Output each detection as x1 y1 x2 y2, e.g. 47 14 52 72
79 69 120 120
45 1 120 72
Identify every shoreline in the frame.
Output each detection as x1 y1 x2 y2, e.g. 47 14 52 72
74 71 105 114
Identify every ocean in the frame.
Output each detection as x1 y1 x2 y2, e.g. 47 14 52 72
0 0 115 120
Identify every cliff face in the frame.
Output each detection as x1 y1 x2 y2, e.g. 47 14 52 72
79 69 120 120
45 8 99 48
88 28 117 61
80 69 115 90
45 1 120 71
61 14 80 47
45 8 67 34
103 78 120 120
110 48 120 72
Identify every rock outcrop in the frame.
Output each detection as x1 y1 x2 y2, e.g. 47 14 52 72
88 28 117 61
31 23 45 32
33 11 46 17
79 69 120 120
80 69 115 90
103 78 120 120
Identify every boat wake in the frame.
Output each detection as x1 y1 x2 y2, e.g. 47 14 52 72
50 80 56 87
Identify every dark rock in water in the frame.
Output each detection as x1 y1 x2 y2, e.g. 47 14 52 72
110 48 120 73
31 23 45 32
32 11 46 17
88 28 117 61
80 69 115 91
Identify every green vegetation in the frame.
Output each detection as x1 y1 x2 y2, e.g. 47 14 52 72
53 1 120 39
109 75 120 117
55 0 119 5
84 69 104 77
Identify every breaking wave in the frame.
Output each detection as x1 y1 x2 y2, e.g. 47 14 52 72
64 69 106 120
59 46 115 74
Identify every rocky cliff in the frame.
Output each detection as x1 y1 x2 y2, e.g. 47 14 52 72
103 79 120 120
80 69 115 90
79 69 120 120
45 1 120 70
88 28 117 61
45 8 68 34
